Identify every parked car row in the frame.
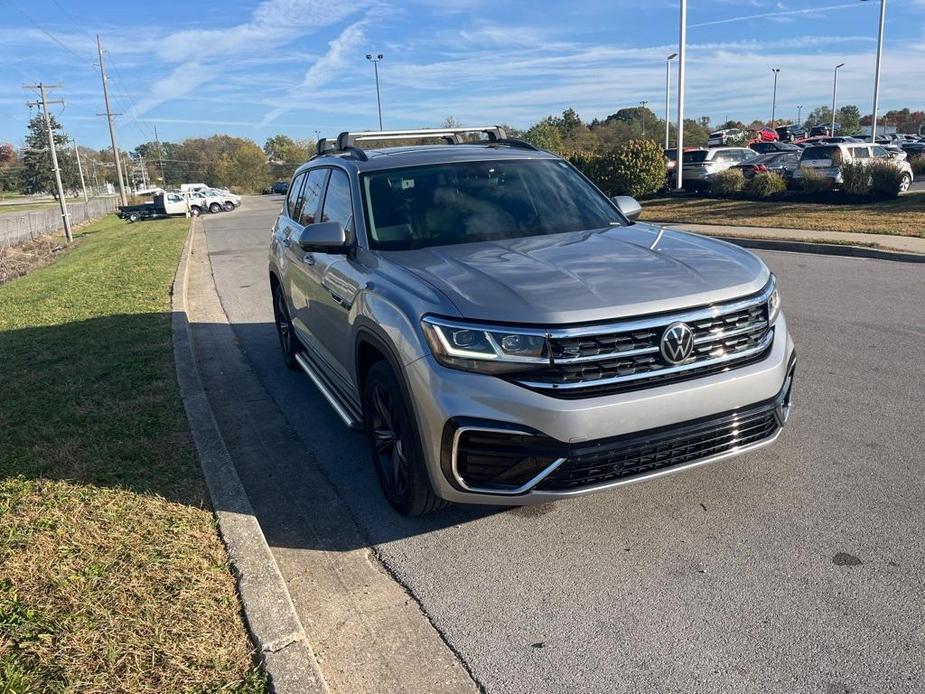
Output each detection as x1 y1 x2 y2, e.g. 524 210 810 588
666 142 915 192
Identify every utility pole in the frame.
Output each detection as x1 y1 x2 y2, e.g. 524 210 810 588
73 139 89 202
154 124 165 185
24 83 72 243
365 53 384 130
674 0 687 191
866 0 887 142
797 105 803 126
770 68 781 128
831 63 846 136
665 53 677 150
97 34 127 206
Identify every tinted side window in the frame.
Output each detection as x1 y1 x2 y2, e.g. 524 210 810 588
853 147 870 159
320 169 354 232
287 173 305 219
298 169 328 226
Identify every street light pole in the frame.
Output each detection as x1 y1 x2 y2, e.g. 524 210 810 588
365 53 384 130
674 0 687 191
831 63 846 136
797 105 803 126
862 0 887 142
770 68 780 128
665 53 677 150
640 100 649 137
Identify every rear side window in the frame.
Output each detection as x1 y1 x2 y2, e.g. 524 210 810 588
683 151 708 163
287 173 305 219
297 169 328 226
801 146 840 163
320 169 354 233
852 147 870 159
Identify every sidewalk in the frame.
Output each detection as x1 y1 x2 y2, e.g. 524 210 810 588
659 221 925 256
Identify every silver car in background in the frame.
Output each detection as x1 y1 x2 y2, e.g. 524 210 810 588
269 127 795 515
680 147 757 190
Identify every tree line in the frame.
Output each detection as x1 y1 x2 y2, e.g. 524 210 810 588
1 106 921 199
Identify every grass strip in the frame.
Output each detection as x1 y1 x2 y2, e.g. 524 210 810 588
640 192 925 238
0 215 265 693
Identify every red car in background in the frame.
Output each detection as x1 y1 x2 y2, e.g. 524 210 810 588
749 128 780 144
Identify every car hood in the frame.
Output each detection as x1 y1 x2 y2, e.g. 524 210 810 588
383 223 769 325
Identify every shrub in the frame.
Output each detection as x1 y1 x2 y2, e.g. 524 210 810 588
568 139 667 199
709 168 745 196
799 167 834 193
868 160 906 197
748 171 787 199
839 160 870 195
909 155 925 177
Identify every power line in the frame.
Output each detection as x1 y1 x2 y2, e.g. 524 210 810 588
4 0 95 66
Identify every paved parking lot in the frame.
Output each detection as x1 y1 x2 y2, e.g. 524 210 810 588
202 196 924 693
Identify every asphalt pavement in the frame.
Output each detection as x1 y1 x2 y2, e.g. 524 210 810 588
201 196 925 694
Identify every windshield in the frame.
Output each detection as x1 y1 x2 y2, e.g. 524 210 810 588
361 159 624 251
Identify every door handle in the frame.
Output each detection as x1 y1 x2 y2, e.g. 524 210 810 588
303 253 315 266
282 236 291 248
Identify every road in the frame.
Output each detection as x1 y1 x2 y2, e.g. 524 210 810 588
202 196 924 693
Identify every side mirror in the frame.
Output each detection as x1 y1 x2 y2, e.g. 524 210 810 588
298 221 348 253
612 195 642 222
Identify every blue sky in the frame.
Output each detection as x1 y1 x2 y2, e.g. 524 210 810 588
2 0 923 150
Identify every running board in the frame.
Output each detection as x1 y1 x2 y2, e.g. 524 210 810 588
294 352 363 430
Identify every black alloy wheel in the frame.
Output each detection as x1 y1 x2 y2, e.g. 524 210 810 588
362 361 445 516
272 285 300 369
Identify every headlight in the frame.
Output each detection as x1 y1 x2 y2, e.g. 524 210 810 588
767 276 782 324
421 317 549 374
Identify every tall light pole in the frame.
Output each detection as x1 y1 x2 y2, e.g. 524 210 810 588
640 100 649 137
861 0 887 142
674 0 687 191
665 53 677 150
365 53 384 130
831 63 846 136
97 34 127 206
770 68 780 128
797 105 803 126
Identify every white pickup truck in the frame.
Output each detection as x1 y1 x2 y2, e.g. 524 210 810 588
119 192 203 222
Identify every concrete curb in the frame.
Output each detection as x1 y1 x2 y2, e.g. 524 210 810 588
709 235 925 263
170 220 328 694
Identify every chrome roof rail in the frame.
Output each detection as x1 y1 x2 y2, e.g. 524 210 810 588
336 126 508 151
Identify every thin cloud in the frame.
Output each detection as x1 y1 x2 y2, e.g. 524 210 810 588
690 3 862 27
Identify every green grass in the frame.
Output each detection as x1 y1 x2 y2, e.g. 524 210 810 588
640 191 925 238
0 202 58 215
0 216 266 693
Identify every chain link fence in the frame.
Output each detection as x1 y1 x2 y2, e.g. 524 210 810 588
0 197 121 249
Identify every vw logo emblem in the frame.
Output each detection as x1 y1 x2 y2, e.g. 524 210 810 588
660 322 695 364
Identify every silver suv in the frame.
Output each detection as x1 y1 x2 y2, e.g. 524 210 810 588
268 127 795 515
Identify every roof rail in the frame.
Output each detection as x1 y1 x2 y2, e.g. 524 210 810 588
336 126 508 151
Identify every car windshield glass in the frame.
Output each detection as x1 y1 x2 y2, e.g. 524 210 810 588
683 151 709 163
361 159 624 251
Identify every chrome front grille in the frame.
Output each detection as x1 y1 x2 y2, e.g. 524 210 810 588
512 283 775 398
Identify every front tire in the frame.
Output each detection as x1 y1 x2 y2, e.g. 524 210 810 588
899 173 912 193
190 206 202 217
362 361 445 516
223 201 235 211
272 284 300 370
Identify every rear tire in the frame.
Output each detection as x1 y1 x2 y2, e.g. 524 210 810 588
272 284 300 370
899 173 912 193
127 212 140 223
209 202 223 214
362 361 446 516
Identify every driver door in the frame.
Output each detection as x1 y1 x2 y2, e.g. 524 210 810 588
284 168 329 342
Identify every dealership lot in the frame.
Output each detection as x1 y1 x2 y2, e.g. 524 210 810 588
201 195 924 693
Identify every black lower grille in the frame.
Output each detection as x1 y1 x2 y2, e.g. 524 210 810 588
536 408 779 491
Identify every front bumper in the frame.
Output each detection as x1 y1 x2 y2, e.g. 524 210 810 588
405 314 795 506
